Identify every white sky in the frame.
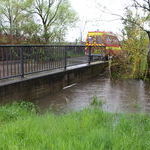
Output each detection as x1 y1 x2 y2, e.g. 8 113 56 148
66 0 131 42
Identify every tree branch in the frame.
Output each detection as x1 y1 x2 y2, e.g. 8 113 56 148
47 0 62 27
133 0 150 12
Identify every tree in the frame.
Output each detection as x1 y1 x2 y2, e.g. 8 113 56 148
96 0 150 78
0 0 36 43
0 0 77 44
47 0 78 43
121 9 149 78
122 0 150 78
32 0 77 43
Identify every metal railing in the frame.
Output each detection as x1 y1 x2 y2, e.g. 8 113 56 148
0 45 91 80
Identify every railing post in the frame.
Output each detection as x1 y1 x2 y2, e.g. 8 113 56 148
64 47 67 70
20 47 24 78
88 46 92 65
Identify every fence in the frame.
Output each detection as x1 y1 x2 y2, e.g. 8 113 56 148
0 45 93 80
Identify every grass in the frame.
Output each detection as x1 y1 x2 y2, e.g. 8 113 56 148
0 101 150 150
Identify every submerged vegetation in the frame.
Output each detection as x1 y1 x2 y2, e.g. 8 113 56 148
0 101 150 150
90 96 105 107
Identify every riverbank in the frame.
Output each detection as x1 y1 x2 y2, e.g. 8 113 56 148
0 102 150 150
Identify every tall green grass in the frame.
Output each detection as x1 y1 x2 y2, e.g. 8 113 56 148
0 101 150 150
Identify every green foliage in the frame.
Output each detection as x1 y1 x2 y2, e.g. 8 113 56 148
33 0 78 43
0 102 150 149
90 96 105 107
112 8 149 79
0 101 36 124
0 0 34 43
118 1 150 79
122 30 148 78
0 0 78 44
51 0 78 43
66 50 84 57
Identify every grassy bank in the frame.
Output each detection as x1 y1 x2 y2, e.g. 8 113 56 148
0 102 150 150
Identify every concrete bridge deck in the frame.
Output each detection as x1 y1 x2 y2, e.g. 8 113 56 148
0 61 104 87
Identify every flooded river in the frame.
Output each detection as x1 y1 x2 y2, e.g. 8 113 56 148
34 77 150 113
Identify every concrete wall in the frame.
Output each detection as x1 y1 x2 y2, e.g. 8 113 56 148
0 62 108 103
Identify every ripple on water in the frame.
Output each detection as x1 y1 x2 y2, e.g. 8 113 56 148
34 78 150 113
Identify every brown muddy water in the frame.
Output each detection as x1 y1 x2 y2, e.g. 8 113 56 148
33 77 150 113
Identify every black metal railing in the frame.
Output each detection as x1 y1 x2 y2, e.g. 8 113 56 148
0 45 90 80
0 45 107 80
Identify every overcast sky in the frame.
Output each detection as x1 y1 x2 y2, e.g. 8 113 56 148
66 0 131 42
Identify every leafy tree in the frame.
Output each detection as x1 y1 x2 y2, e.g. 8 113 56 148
21 20 42 43
96 0 150 78
32 0 77 43
0 0 36 43
121 9 149 78
0 0 77 44
51 0 78 42
122 0 150 78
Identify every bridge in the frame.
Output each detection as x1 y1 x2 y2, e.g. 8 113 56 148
0 45 108 103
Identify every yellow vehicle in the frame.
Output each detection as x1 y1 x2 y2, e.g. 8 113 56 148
85 31 122 60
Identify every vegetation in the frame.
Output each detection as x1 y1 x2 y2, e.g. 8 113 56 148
90 96 105 107
120 33 148 79
0 0 77 44
95 0 150 79
115 0 150 79
111 7 149 79
129 0 150 78
0 101 150 150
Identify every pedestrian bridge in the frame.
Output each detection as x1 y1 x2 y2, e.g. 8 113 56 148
0 45 108 103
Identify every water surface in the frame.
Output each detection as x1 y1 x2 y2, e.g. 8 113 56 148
34 77 150 113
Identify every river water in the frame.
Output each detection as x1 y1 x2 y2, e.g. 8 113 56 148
34 77 150 113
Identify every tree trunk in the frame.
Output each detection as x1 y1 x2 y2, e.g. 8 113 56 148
43 26 49 44
146 31 150 78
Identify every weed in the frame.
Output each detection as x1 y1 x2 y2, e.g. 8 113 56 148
90 96 105 107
